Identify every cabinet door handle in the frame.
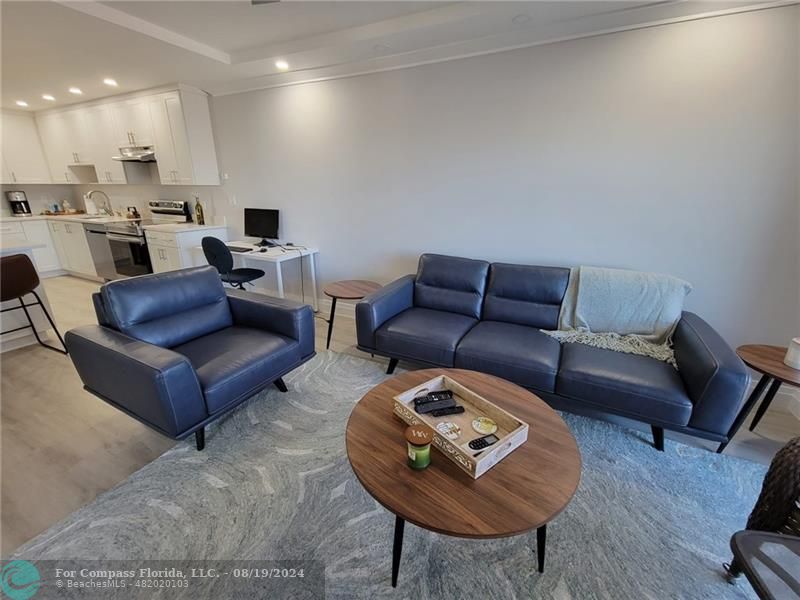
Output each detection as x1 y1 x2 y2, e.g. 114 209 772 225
130 132 136 145
11 171 16 183
64 172 69 182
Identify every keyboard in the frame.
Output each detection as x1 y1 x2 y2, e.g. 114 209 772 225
227 246 253 253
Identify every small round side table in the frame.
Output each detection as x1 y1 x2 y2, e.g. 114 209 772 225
322 280 381 349
719 345 800 453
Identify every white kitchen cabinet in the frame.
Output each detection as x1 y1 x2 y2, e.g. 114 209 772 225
1 111 51 184
150 93 193 185
148 243 182 273
36 110 95 183
111 98 154 147
21 220 61 272
146 226 226 273
0 221 27 245
49 221 96 277
83 105 127 184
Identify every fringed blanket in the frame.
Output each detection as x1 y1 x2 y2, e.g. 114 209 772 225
543 266 692 367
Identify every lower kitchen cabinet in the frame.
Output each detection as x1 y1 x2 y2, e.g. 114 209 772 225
48 220 97 277
1 219 61 274
145 227 226 274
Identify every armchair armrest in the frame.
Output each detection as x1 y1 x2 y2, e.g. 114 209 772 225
65 325 207 438
356 274 415 350
674 312 750 435
226 290 315 358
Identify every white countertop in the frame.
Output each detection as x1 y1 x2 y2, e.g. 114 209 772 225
143 223 226 233
0 215 133 225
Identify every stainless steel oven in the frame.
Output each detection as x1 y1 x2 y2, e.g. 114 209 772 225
105 221 152 278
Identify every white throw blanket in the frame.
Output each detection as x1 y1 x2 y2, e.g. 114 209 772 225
543 266 692 366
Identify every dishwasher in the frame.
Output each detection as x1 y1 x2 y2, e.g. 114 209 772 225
83 223 118 281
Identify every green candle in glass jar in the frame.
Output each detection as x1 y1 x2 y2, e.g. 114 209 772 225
405 426 433 470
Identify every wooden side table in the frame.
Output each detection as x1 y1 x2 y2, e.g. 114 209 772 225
322 280 381 349
718 345 800 453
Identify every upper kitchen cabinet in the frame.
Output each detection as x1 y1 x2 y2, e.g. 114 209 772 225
36 109 96 183
0 110 51 184
83 105 127 184
110 97 155 147
149 89 220 186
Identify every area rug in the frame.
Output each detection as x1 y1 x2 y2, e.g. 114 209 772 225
13 351 765 599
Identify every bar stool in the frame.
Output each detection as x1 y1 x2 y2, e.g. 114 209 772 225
1 253 67 354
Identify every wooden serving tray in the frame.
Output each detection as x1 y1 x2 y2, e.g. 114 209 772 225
393 374 529 479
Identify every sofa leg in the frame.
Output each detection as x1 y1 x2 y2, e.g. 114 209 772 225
651 426 664 451
274 378 288 393
387 358 398 375
195 428 205 451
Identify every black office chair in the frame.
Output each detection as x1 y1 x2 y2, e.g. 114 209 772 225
201 237 265 290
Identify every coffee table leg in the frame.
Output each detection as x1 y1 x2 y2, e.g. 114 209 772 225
326 297 337 350
392 516 405 587
749 379 782 432
717 375 771 453
536 525 547 573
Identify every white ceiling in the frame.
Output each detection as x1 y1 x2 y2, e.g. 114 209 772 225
1 0 791 111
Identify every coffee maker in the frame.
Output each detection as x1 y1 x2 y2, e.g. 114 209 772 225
6 191 32 217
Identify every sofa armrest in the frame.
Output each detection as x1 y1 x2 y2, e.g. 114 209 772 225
674 312 750 435
355 274 415 349
65 325 207 438
226 290 315 358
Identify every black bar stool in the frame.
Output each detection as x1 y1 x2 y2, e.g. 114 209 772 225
1 253 67 354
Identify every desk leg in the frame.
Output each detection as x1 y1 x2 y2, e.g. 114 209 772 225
326 298 337 350
717 374 771 453
308 252 319 312
536 524 547 573
749 379 782 432
391 516 404 588
275 262 285 298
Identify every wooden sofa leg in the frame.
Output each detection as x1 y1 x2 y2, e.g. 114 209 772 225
651 426 664 451
274 378 288 393
387 358 399 375
195 428 205 451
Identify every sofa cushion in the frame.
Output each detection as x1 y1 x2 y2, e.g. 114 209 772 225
100 266 233 348
556 343 693 426
414 254 490 319
455 321 562 392
483 263 570 330
375 307 477 366
174 326 300 414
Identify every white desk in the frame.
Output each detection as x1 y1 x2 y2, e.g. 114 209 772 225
193 242 320 311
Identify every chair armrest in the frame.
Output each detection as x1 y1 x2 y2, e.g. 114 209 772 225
674 312 750 435
226 290 315 358
356 274 415 349
65 325 207 438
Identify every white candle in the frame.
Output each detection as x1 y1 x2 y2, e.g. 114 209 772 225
784 338 800 370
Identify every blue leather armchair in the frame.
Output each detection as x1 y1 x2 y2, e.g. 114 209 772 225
357 254 750 453
66 266 315 450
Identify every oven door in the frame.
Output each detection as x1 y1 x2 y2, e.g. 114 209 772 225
106 233 153 278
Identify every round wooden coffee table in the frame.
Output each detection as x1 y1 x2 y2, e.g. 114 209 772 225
719 345 800 453
345 368 581 587
322 280 381 349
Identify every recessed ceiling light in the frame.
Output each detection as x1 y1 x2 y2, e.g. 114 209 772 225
275 60 289 71
512 14 531 24
42 94 56 101
15 100 28 107
103 78 118 87
68 87 83 95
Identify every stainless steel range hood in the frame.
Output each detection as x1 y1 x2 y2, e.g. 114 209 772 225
112 145 156 162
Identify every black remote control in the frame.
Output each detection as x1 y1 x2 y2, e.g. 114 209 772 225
430 406 465 418
415 398 456 414
468 434 499 451
413 390 453 406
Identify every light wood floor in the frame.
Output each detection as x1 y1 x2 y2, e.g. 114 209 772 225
2 275 798 555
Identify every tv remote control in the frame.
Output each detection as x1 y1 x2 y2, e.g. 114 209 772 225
415 398 456 414
430 406 465 418
468 434 499 451
413 390 453 406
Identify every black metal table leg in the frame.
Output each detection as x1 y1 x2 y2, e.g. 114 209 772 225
325 297 337 350
717 375 771 453
391 516 405 587
749 379 782 432
536 525 547 573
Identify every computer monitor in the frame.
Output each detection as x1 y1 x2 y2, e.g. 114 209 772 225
244 208 279 247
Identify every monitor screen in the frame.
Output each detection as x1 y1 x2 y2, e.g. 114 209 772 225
244 208 279 240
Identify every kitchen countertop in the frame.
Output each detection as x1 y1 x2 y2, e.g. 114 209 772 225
142 223 226 233
0 215 135 225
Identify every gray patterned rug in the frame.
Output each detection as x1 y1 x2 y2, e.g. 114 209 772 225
13 351 765 599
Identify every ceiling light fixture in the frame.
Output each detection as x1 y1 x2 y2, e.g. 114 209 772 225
68 87 83 95
103 78 118 87
15 100 28 107
275 60 289 71
42 94 56 101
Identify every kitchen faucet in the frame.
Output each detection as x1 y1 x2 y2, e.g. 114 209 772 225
85 190 114 216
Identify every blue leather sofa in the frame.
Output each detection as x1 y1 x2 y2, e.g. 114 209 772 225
356 254 750 452
65 266 315 450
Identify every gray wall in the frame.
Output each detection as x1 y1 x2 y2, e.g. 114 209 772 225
212 7 798 347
